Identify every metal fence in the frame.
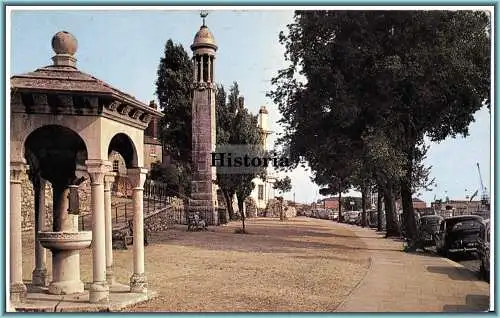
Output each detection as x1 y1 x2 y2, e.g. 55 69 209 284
79 178 185 230
78 178 225 230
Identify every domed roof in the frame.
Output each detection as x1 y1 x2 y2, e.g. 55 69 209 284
51 31 78 55
191 25 217 51
259 106 269 114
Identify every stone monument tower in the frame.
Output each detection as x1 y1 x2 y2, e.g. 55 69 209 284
189 12 218 225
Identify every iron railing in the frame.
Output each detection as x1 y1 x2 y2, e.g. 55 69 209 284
79 178 193 230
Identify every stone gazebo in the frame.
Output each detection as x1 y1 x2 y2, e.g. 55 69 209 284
9 31 162 307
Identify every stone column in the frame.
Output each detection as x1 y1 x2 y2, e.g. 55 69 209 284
207 56 211 82
210 56 215 83
86 160 110 303
104 173 115 285
127 168 148 293
47 182 85 295
10 161 27 302
32 178 48 286
193 57 198 83
200 55 204 83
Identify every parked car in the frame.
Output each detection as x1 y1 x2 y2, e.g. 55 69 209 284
435 215 483 257
478 219 490 282
345 211 361 225
329 210 339 221
416 215 443 250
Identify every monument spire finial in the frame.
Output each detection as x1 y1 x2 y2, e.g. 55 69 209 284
200 10 208 26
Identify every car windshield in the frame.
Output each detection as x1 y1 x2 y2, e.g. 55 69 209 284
451 219 482 231
420 217 441 225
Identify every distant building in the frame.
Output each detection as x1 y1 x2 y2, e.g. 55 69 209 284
412 198 427 209
322 197 340 210
143 101 162 170
431 199 488 218
248 106 277 211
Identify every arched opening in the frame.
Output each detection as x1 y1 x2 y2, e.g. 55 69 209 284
24 125 88 187
23 125 90 294
108 133 139 199
107 133 138 169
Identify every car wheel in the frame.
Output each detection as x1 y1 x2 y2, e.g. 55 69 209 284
480 259 490 282
436 246 443 256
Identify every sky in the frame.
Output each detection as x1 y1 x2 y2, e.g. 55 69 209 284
9 8 492 205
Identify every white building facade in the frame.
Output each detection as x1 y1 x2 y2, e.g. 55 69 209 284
249 106 277 211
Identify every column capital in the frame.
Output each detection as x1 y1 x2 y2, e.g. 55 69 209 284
86 160 112 184
10 161 27 183
104 173 116 191
127 168 148 188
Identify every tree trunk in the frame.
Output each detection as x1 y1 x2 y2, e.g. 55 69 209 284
237 194 246 231
223 190 235 221
338 186 342 223
401 151 418 249
361 183 367 227
377 185 383 231
384 181 400 237
368 188 374 226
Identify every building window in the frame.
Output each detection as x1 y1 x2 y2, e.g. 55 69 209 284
113 160 119 173
258 185 264 200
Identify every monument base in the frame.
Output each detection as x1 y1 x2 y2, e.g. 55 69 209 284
188 199 218 225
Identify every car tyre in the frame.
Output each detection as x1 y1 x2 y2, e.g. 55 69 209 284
436 246 444 256
480 259 490 282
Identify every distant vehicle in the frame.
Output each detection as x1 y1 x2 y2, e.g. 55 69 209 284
317 208 330 220
435 215 483 257
345 211 361 225
478 219 490 282
331 211 339 221
416 215 443 250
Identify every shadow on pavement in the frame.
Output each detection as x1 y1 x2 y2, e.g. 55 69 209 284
442 294 490 312
405 250 442 258
426 266 480 281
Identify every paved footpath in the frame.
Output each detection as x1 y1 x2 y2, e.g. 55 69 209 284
336 224 491 312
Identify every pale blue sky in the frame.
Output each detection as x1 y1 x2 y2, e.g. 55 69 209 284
9 9 491 205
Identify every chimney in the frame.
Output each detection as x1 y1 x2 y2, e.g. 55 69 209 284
146 100 158 138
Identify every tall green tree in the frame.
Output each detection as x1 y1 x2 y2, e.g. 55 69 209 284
269 11 490 246
155 39 193 196
215 82 265 230
273 176 292 194
273 176 293 221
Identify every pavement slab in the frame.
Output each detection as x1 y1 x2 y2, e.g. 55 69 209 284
335 224 491 312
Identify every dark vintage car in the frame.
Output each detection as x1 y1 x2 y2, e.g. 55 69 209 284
416 215 443 250
478 219 490 282
435 215 483 257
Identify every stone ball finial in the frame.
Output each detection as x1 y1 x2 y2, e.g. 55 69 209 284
51 31 78 55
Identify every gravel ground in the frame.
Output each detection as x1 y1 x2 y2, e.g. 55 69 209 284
22 217 370 312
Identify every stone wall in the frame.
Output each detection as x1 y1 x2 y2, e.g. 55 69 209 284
264 198 297 219
244 197 258 218
143 198 186 232
264 198 281 218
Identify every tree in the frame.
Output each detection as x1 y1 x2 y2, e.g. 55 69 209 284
148 162 182 195
155 39 193 196
269 11 490 246
273 176 292 194
273 176 292 221
214 84 237 220
215 82 265 231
